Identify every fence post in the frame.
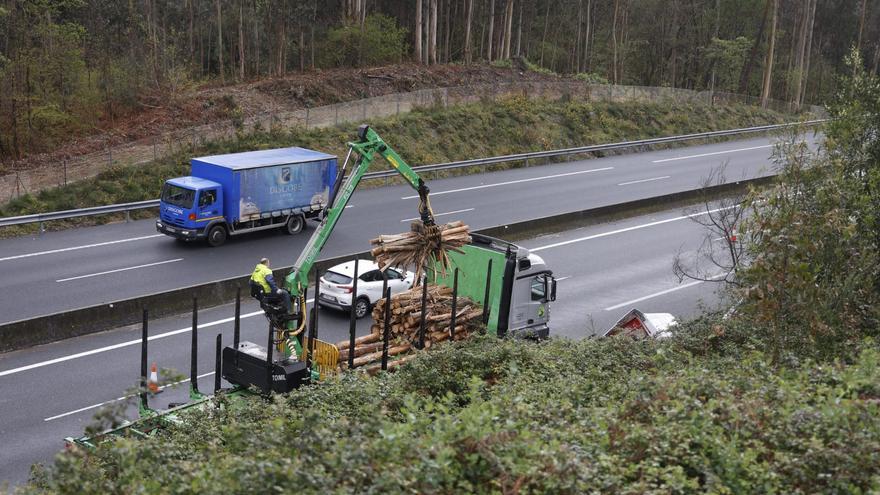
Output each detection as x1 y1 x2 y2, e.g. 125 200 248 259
63 160 68 186
396 93 401 115
305 107 310 128
335 105 339 126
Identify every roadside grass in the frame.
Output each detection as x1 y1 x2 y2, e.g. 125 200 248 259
0 97 791 238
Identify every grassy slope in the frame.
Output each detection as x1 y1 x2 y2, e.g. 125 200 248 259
1 97 787 236
25 330 880 494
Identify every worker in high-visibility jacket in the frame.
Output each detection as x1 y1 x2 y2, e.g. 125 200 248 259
251 257 292 315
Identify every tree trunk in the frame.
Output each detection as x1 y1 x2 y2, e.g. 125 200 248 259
792 0 809 108
464 0 473 63
311 0 317 69
415 0 423 63
539 0 549 66
216 0 224 82
488 0 494 62
611 0 620 84
583 0 591 72
429 0 438 64
857 0 868 53
709 0 720 94
300 29 305 72
238 1 245 80
574 0 583 72
444 0 452 63
515 0 523 57
761 0 777 108
503 0 514 60
253 0 259 75
188 0 195 68
799 0 817 106
737 0 771 95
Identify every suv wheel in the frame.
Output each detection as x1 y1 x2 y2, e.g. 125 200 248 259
354 297 370 319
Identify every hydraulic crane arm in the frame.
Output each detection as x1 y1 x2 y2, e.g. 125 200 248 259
281 125 435 346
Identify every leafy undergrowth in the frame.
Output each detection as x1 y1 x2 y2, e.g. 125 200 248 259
24 327 880 494
1 97 790 238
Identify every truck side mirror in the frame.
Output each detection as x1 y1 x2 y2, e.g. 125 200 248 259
548 277 557 302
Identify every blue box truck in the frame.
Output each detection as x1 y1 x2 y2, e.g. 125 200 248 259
156 147 337 246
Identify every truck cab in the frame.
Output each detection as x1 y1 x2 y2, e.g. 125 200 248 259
157 177 226 244
430 233 556 339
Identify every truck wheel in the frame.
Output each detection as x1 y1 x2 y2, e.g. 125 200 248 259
206 225 227 247
354 297 371 319
283 214 305 235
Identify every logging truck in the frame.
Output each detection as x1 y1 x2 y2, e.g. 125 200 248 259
65 125 555 449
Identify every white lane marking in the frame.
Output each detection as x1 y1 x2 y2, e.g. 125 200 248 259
401 167 614 199
0 234 164 263
345 205 354 209
531 206 735 252
555 276 571 281
400 208 475 222
652 144 772 163
604 273 727 311
56 258 184 282
0 298 315 378
617 176 670 186
44 371 215 422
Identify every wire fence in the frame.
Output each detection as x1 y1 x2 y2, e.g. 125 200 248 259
0 82 823 203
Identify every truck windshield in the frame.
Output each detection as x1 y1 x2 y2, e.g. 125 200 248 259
161 184 196 208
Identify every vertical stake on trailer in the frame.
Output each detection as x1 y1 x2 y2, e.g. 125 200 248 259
347 258 359 369
418 274 428 349
381 288 391 371
298 284 309 357
233 288 241 359
450 268 459 339
139 309 149 415
307 306 317 372
214 333 222 393
482 259 493 326
312 270 320 347
190 297 200 398
265 321 274 396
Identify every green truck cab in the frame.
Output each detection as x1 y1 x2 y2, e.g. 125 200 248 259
431 233 555 339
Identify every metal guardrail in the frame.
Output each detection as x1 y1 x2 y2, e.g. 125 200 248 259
0 120 824 229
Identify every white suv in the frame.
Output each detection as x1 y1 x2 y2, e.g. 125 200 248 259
318 260 414 318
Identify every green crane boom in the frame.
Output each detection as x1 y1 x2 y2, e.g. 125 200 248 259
281 125 435 356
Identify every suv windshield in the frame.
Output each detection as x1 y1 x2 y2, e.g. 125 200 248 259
161 183 196 208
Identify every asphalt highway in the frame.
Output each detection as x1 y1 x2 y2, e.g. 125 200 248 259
0 203 731 486
0 134 812 324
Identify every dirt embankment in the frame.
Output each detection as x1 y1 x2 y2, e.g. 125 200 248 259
7 63 559 173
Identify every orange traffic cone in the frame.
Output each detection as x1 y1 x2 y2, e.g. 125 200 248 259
148 362 162 394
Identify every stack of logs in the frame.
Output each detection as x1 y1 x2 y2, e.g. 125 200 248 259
335 284 483 375
370 220 471 282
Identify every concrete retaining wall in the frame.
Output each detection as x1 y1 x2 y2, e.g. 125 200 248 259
0 176 773 353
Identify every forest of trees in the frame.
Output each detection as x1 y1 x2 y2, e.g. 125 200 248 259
1 0 879 159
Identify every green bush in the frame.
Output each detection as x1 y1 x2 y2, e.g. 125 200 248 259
321 14 408 67
23 334 880 494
